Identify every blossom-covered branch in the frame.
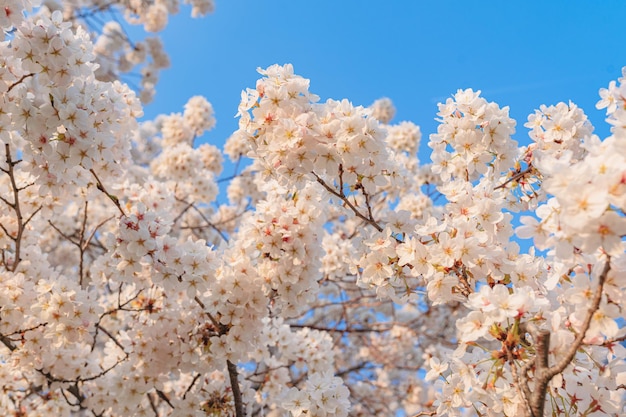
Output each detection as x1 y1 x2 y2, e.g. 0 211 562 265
0 2 624 416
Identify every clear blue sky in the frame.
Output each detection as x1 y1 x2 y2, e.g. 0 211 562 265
139 1 626 165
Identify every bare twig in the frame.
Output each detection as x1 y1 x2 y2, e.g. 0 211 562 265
495 165 534 190
508 350 531 417
83 215 115 251
2 143 27 271
217 155 242 183
7 73 34 92
156 390 175 409
174 197 229 242
312 172 383 232
147 392 160 416
90 168 126 216
335 361 371 377
183 373 202 400
288 323 389 333
227 360 244 417
603 332 626 346
78 201 89 286
94 323 126 352
49 205 113 287
23 206 42 227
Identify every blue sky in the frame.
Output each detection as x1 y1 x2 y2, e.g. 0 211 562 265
139 0 626 166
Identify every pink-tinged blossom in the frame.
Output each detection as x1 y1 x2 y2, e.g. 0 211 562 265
0 6 625 415
456 310 488 342
424 357 449 382
360 250 393 287
426 272 459 304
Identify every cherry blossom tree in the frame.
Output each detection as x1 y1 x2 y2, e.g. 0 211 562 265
0 1 624 417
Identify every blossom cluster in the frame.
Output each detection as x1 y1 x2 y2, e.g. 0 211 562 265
25 0 214 103
429 88 518 183
233 64 399 197
0 2 625 416
1 10 141 199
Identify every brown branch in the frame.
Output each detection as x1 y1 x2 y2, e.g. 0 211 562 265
0 334 17 351
546 260 610 378
0 221 12 242
147 392 160 416
7 73 34 93
48 220 77 243
3 144 25 271
217 155 243 184
312 172 383 232
78 201 89 286
522 259 611 417
37 369 86 407
49 205 113 287
172 200 195 224
58 383 86 409
90 168 126 216
69 2 116 21
183 373 201 400
494 165 534 190
94 323 126 352
288 323 390 333
526 327 551 417
193 295 206 310
363 188 376 225
40 350 128 385
227 360 244 417
192 297 242 416
82 215 115 251
23 206 41 227
174 197 229 242
603 332 626 346
335 361 371 377
156 389 174 409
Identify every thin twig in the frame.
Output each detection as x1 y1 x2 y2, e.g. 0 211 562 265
78 201 89 286
175 197 229 242
7 73 34 92
156 390 175 409
147 392 160 416
494 166 534 190
312 172 383 232
183 373 202 400
82 215 115 251
3 144 25 271
90 168 126 216
94 323 126 352
217 155 242 183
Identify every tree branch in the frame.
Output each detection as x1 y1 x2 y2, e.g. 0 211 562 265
522 259 611 417
3 143 26 271
312 172 383 232
90 168 126 216
174 197 229 242
494 165 534 190
227 360 244 417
